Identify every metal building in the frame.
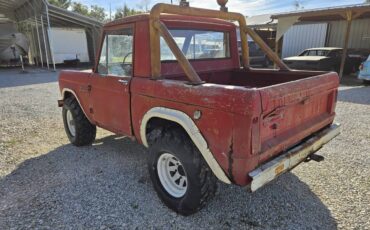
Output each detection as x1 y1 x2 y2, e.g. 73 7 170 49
272 3 370 77
0 0 102 70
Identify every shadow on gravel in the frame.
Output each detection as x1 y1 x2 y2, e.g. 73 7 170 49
0 135 337 229
338 86 370 105
0 68 58 88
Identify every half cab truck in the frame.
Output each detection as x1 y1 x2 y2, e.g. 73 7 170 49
58 2 340 215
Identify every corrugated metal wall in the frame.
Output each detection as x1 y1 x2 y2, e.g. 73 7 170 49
282 23 328 58
328 18 370 49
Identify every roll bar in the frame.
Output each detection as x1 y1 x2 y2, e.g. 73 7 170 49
149 3 290 84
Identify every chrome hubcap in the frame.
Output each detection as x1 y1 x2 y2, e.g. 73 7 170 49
66 110 76 137
157 153 187 198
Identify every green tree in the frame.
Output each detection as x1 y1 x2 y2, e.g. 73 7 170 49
114 3 142 19
48 0 71 9
71 2 89 16
89 5 106 22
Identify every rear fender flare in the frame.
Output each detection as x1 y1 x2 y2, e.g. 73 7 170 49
140 107 231 184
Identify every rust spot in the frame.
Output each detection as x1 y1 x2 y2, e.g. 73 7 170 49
227 136 235 183
252 117 258 123
275 164 284 175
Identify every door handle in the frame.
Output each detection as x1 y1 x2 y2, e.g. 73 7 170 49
118 79 129 85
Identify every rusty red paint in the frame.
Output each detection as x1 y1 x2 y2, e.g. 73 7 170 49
58 13 339 186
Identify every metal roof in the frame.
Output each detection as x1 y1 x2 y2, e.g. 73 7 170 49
0 0 103 69
246 14 277 26
272 3 370 20
0 0 102 27
0 0 44 21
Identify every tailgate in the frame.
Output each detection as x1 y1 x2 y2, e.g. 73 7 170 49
257 72 339 163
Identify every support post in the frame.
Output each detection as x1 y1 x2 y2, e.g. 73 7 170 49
339 10 352 78
45 4 56 71
274 39 279 69
31 23 39 66
26 22 35 65
41 15 50 69
29 22 37 66
35 15 44 67
20 55 25 72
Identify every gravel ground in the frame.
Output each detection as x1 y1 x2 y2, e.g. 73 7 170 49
0 68 369 229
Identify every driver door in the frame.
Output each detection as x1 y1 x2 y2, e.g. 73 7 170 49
90 26 133 135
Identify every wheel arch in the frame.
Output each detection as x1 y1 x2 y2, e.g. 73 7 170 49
61 88 93 123
140 107 231 184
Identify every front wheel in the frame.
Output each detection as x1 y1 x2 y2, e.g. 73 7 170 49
147 128 217 216
62 97 96 146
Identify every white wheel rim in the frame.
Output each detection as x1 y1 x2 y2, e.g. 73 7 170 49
157 153 188 198
66 110 76 137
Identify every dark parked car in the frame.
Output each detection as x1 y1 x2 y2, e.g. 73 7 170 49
348 48 370 70
283 47 356 74
238 40 270 67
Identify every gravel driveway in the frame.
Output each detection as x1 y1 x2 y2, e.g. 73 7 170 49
0 68 369 229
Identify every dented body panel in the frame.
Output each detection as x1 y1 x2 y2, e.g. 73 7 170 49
58 8 340 188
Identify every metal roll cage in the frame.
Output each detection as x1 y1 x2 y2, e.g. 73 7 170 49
149 3 290 85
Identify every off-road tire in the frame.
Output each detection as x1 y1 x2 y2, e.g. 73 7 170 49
62 97 96 146
147 128 218 216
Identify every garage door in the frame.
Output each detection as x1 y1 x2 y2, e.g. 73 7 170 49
282 23 328 58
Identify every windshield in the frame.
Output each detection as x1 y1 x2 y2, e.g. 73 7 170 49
299 50 330 57
160 29 230 61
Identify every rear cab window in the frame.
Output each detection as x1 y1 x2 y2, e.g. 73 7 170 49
160 29 230 61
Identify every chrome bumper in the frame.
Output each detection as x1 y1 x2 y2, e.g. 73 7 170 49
248 123 341 192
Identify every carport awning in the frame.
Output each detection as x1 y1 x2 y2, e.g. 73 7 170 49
0 0 44 21
272 3 370 21
272 3 370 78
0 0 102 70
0 0 102 26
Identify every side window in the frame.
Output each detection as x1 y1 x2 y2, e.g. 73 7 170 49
97 28 133 77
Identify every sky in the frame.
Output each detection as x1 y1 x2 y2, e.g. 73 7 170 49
75 0 366 17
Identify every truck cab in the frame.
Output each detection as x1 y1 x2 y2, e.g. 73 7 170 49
58 2 340 215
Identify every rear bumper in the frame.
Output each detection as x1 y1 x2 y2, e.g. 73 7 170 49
248 123 341 192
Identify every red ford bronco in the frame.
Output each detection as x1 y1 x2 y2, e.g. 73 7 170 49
58 1 340 215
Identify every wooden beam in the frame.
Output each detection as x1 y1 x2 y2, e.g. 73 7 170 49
339 10 352 78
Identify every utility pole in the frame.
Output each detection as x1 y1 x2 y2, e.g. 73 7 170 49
109 3 111 21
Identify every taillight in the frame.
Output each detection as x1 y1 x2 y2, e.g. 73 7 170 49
359 63 364 71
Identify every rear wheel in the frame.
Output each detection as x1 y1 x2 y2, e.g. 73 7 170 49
147 128 217 215
62 97 96 146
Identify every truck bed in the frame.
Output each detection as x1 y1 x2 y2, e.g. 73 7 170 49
165 69 327 88
160 69 339 167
